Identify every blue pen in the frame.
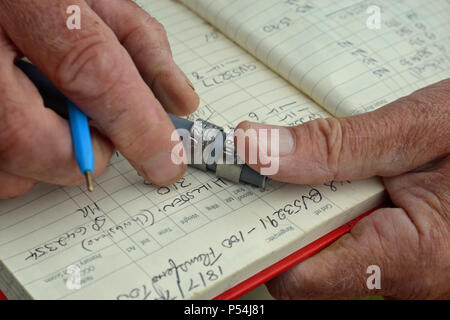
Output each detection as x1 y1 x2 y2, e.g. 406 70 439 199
67 100 95 192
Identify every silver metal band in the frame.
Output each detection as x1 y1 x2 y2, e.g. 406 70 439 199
188 119 244 183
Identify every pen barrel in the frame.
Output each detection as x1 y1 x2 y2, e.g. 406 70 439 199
67 100 94 174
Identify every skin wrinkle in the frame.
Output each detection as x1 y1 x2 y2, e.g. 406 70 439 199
120 23 150 53
401 107 428 169
340 117 368 178
294 126 327 182
394 184 448 299
0 0 448 299
388 186 434 237
321 118 343 181
0 1 80 52
371 107 403 175
109 104 171 165
306 119 337 181
109 112 151 156
364 214 391 261
368 214 412 293
406 178 445 224
0 0 199 191
417 215 448 269
55 39 123 103
406 229 445 299
359 212 414 297
148 63 178 93
419 173 447 213
422 227 445 270
242 79 449 187
53 27 172 165
118 14 173 59
87 0 198 116
342 231 379 296
391 94 445 173
411 91 449 153
374 110 399 174
355 222 386 268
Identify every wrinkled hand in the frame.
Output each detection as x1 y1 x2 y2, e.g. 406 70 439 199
237 79 450 299
0 0 199 198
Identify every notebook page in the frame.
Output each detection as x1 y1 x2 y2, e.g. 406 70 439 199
0 0 384 300
180 0 450 116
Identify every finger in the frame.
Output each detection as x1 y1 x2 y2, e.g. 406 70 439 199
267 155 450 300
0 0 185 185
266 208 425 299
85 0 199 116
0 171 35 199
0 26 113 186
235 80 450 184
383 154 450 234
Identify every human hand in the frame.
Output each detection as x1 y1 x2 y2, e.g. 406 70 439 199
0 0 199 198
236 79 450 299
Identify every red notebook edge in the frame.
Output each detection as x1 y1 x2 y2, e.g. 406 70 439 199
213 207 380 300
0 207 380 301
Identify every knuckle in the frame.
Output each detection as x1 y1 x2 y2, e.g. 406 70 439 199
127 14 171 56
303 118 344 180
54 35 124 101
149 66 176 89
143 15 168 37
123 13 168 45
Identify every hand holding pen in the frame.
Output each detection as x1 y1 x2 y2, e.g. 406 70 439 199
16 60 267 190
0 0 199 198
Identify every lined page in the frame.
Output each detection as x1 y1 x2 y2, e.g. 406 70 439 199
181 0 450 116
0 0 384 300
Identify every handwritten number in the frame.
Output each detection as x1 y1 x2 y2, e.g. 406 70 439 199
188 278 200 291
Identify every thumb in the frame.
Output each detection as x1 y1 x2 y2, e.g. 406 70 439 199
266 208 422 299
235 80 450 184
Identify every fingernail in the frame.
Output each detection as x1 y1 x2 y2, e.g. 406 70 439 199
243 122 295 156
279 127 295 155
143 151 185 185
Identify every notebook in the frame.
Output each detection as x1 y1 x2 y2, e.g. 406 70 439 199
0 0 448 300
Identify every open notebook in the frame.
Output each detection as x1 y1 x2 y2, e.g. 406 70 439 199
0 0 449 300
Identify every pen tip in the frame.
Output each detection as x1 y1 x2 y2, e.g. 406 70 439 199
85 171 94 192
